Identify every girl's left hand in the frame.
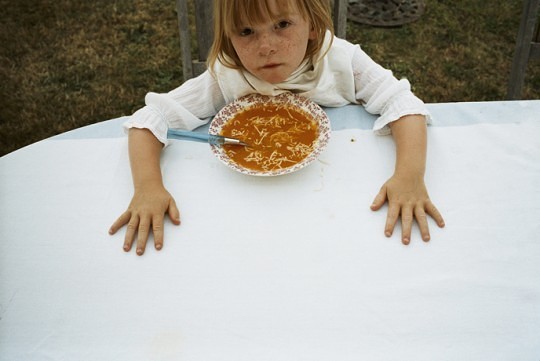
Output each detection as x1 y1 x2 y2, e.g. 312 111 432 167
370 174 445 245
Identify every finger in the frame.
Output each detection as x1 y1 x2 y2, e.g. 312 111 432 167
371 185 387 211
414 206 430 242
109 211 131 235
152 214 165 251
136 216 151 256
400 205 413 245
168 198 181 225
123 215 139 252
384 202 400 238
425 201 445 228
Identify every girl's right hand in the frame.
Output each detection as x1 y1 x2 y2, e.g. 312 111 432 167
109 186 181 255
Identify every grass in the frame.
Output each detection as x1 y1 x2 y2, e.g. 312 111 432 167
1 0 539 156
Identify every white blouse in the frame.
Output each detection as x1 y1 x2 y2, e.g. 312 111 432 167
125 32 431 145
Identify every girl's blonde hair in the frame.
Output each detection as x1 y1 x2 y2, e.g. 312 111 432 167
207 0 334 71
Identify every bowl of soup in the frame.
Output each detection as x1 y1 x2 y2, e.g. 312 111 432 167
209 92 331 176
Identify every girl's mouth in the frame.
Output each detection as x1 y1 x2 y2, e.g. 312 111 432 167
262 63 281 69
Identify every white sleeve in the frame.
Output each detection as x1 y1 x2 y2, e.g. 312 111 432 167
123 71 226 145
352 46 431 135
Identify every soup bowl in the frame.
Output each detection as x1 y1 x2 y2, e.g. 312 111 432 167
209 92 331 176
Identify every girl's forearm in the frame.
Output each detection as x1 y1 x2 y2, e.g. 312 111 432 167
128 128 165 190
388 115 427 179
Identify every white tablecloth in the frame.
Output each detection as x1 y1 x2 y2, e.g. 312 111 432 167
1 101 540 360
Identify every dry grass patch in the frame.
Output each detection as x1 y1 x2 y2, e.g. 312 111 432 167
1 0 538 155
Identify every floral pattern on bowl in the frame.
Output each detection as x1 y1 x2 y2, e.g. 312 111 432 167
209 92 331 176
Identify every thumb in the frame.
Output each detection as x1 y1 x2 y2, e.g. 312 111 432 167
168 198 181 225
370 185 387 211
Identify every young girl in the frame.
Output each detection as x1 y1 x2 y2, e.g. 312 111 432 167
109 0 445 255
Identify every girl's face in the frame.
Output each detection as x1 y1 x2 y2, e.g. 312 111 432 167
229 0 316 84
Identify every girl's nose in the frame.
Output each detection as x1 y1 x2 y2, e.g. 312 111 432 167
257 32 277 56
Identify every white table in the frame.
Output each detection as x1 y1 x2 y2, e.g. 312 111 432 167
1 101 540 360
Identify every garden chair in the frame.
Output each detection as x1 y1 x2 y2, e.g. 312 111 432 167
176 0 349 81
507 0 540 99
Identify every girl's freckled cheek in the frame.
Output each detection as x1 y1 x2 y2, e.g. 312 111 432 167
237 47 249 57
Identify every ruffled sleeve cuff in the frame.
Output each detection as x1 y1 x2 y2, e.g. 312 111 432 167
351 46 432 135
123 106 169 145
372 91 433 135
123 92 209 146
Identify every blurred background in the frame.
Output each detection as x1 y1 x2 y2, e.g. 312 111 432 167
1 0 539 156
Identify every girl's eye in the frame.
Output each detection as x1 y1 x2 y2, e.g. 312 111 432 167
276 20 291 29
239 28 254 36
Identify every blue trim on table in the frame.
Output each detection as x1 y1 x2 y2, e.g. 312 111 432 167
52 100 540 140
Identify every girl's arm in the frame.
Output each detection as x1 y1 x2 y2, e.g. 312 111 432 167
370 114 445 244
348 44 444 243
109 128 180 255
110 70 223 255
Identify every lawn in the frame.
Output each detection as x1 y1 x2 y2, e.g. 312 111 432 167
1 0 538 155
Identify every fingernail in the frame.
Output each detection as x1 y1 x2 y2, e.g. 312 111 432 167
156 244 162 250
403 238 410 245
385 231 391 237
136 248 143 255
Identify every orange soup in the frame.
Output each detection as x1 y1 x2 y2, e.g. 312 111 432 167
220 104 319 172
